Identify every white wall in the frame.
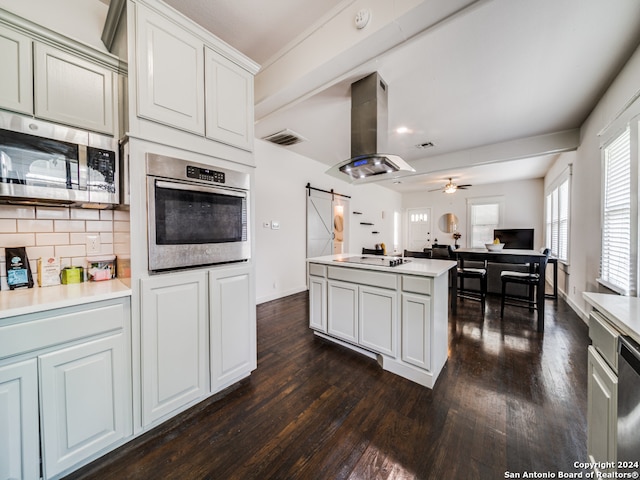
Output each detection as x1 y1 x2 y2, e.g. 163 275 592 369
0 0 109 52
402 178 544 250
547 43 640 318
254 139 401 304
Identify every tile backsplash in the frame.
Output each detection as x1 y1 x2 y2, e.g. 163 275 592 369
0 205 130 290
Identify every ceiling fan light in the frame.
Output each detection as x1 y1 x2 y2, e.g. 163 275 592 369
444 185 457 194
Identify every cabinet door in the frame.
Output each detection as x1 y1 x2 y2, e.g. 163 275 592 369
209 264 256 392
34 43 114 134
39 333 129 478
401 293 432 371
141 270 208 425
309 275 327 332
204 47 253 151
0 24 33 115
587 346 618 474
136 3 205 135
327 280 358 344
0 359 39 480
359 285 396 356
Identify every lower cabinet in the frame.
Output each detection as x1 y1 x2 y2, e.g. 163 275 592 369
327 280 359 344
209 264 256 391
0 296 131 480
587 345 618 473
327 279 397 356
0 359 39 480
40 333 129 478
359 285 396 357
141 270 209 426
141 263 256 426
308 274 327 332
401 293 432 371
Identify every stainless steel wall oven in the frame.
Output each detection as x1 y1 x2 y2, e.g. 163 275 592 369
146 153 250 271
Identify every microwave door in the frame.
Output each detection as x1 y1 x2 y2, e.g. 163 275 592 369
0 129 89 203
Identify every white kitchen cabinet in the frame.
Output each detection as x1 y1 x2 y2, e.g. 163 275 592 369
401 292 432 371
141 270 208 426
0 359 39 480
309 275 327 332
135 3 205 135
587 345 618 472
0 294 131 480
0 24 33 115
39 333 129 478
359 285 396 356
209 264 256 392
34 43 115 134
327 280 359 344
204 47 254 151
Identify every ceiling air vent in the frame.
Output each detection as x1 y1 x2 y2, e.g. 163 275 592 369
261 129 307 146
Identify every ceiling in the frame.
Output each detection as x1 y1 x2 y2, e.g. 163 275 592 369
162 0 640 193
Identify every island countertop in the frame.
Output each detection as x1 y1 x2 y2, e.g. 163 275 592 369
307 253 456 277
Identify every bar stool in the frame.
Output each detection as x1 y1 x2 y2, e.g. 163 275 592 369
457 257 488 316
500 248 551 318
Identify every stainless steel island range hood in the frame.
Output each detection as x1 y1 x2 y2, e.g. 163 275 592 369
327 72 414 183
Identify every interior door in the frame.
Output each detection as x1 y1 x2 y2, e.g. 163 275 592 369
307 189 333 258
406 207 432 251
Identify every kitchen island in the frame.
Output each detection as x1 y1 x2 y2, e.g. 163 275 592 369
307 253 456 388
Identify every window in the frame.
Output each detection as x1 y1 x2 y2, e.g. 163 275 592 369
545 166 571 262
599 125 637 296
467 197 504 248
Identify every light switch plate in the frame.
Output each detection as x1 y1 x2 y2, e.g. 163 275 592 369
271 221 280 230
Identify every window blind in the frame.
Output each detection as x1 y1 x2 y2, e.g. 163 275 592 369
600 126 633 295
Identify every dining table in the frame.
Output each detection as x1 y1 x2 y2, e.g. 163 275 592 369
453 248 549 332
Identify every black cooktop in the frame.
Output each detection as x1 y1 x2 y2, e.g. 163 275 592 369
333 256 409 267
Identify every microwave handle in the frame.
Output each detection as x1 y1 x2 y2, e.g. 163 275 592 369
78 146 88 190
154 179 247 198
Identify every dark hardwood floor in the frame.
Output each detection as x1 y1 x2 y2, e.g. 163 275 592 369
64 291 589 480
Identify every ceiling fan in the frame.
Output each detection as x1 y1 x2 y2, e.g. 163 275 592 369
428 178 472 194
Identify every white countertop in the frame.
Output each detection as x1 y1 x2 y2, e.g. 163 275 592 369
583 292 640 344
0 280 132 320
307 253 456 277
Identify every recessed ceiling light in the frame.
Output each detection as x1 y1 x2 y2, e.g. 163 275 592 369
396 126 410 134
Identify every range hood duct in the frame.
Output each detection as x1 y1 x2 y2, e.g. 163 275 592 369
328 72 414 183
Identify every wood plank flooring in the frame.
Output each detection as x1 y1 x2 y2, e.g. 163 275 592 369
64 291 589 480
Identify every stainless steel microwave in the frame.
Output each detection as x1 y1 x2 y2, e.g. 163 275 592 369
146 153 251 271
0 112 118 206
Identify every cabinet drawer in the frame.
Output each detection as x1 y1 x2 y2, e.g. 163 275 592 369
0 301 125 360
402 275 433 295
589 311 619 373
328 266 397 290
309 263 327 277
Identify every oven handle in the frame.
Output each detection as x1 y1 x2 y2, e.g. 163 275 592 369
154 179 247 198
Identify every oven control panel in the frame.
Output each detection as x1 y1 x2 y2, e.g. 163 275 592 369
186 165 225 184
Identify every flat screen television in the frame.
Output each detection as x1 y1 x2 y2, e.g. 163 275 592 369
493 228 534 250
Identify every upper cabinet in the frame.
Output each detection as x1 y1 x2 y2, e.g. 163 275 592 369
205 47 254 151
0 24 33 115
126 0 259 160
34 44 115 134
135 4 205 135
0 12 122 136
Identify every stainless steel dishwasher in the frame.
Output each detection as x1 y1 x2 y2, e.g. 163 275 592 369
617 335 640 465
